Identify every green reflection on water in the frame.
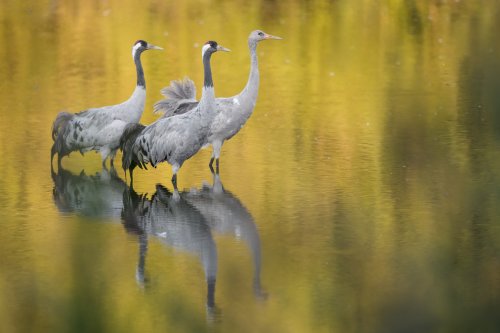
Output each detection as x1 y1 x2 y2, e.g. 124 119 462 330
0 1 499 332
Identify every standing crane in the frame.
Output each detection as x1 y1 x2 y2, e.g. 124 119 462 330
51 40 162 169
153 30 282 172
120 41 230 189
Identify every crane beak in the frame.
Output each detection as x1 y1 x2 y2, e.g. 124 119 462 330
264 34 283 40
217 45 231 52
147 43 163 50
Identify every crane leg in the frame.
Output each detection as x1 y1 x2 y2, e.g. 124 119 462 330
100 148 111 169
171 173 178 191
136 234 148 287
129 168 135 187
50 145 56 164
57 155 63 170
207 277 216 309
50 148 56 173
109 149 117 168
109 165 118 178
210 142 222 174
209 158 220 174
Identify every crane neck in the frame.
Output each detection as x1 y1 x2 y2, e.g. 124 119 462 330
243 40 259 96
201 50 215 102
248 40 259 69
134 51 146 88
203 50 214 89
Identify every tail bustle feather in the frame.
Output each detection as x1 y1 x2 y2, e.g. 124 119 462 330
161 77 196 100
153 99 178 117
153 77 197 116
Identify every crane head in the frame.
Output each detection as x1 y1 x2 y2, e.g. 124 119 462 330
202 41 231 57
132 40 163 58
250 30 283 42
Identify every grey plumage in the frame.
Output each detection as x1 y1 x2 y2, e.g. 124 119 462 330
153 77 198 117
51 40 162 168
153 30 282 171
121 41 230 188
119 123 147 182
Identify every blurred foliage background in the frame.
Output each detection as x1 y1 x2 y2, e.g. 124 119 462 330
0 0 499 332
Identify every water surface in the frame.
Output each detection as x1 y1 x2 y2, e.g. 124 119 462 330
1 1 499 332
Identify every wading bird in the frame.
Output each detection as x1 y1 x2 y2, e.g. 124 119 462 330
154 30 282 172
51 40 162 169
121 41 230 188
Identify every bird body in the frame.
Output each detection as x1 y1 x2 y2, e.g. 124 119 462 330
121 41 230 188
56 87 145 155
153 30 282 170
134 92 214 172
51 40 162 168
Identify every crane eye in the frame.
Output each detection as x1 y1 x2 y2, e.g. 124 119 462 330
258 32 264 36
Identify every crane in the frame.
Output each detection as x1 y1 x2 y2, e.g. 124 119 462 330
51 40 162 169
153 30 282 172
120 41 230 189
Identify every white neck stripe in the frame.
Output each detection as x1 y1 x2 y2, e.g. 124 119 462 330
201 44 211 58
132 43 142 58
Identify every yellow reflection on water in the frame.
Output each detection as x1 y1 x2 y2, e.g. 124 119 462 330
0 1 499 332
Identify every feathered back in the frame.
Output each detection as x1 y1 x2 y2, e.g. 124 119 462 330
120 123 146 171
153 77 198 117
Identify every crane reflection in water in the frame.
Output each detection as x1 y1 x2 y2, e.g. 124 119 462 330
51 166 128 219
51 167 267 321
183 172 267 300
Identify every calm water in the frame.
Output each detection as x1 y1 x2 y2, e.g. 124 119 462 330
1 1 500 332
